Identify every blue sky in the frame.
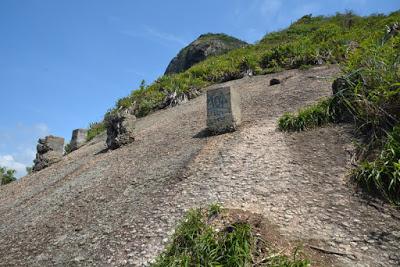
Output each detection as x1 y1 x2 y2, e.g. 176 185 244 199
1 0 399 177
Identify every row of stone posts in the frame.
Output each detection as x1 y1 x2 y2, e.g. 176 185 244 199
32 86 242 172
32 128 88 172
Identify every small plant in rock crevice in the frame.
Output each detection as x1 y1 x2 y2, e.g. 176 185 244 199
152 205 310 267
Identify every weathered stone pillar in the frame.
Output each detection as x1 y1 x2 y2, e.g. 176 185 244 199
106 111 136 150
70 128 87 151
207 86 241 134
33 135 64 172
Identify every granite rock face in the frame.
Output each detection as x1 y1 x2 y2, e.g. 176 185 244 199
2 66 400 267
106 111 136 150
70 129 87 151
165 33 247 75
207 86 241 134
33 135 64 172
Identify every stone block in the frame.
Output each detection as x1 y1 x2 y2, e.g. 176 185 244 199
106 112 136 150
33 135 64 172
70 129 87 151
207 86 241 133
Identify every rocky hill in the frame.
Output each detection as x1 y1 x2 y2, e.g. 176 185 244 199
1 11 400 267
164 33 247 75
1 65 399 266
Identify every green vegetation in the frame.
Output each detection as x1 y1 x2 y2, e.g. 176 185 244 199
0 166 16 186
278 99 336 131
208 203 222 217
84 10 400 204
87 11 399 140
64 142 72 155
165 33 248 75
278 12 400 204
153 205 310 267
86 122 106 142
195 33 247 46
354 126 400 205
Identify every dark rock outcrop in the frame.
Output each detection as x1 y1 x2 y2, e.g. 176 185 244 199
158 88 201 109
270 78 281 86
33 135 64 172
165 33 247 75
70 129 88 151
106 111 136 150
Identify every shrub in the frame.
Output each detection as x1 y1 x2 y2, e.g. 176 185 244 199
278 16 400 204
278 99 336 131
153 208 252 267
153 205 310 267
354 126 400 205
64 143 73 155
87 122 106 141
340 33 400 140
0 166 16 186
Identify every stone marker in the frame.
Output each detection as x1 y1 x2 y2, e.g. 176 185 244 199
207 86 241 134
106 111 136 150
70 128 87 151
33 135 64 172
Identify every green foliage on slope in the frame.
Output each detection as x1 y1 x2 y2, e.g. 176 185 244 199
354 126 400 205
85 10 400 204
88 11 399 138
278 11 400 204
165 33 248 75
278 99 337 131
111 11 399 119
87 122 106 142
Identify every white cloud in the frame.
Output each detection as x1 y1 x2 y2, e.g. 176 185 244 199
0 154 27 178
0 122 49 178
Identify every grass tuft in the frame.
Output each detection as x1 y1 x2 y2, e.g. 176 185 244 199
278 99 336 131
277 19 400 204
354 126 400 205
152 206 310 267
